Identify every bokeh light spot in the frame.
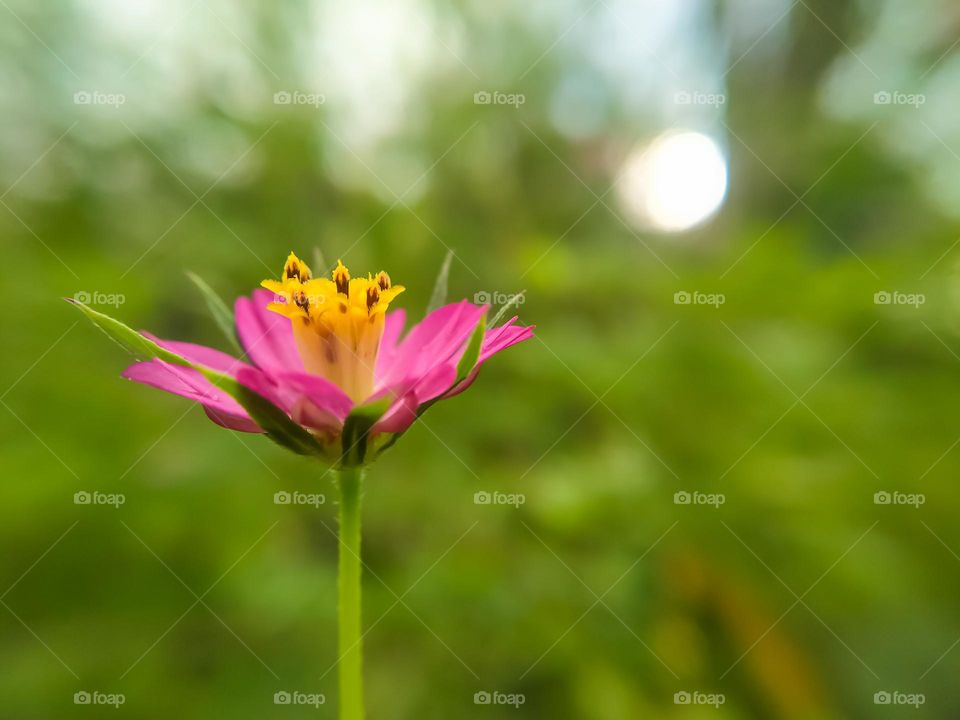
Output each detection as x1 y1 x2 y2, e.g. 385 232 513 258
617 130 728 233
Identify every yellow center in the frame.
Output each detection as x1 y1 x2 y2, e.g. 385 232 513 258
262 253 405 402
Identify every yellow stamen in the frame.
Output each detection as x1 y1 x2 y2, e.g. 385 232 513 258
261 255 405 403
284 251 312 282
333 260 350 296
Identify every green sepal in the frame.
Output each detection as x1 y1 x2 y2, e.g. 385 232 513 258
426 250 454 315
340 397 391 467
454 312 486 386
185 271 243 356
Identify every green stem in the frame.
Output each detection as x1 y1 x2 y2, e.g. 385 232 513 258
336 466 365 720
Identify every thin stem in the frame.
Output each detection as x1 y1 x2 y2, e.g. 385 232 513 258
336 466 365 720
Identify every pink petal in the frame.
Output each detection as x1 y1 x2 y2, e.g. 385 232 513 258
123 361 262 433
235 289 304 374
371 363 457 435
375 309 406 380
234 365 290 411
375 301 488 391
137 322 359 437
271 371 354 432
144 332 249 374
371 393 418 435
288 401 342 435
145 332 289 412
443 318 535 398
478 317 535 363
408 361 460 406
204 406 263 433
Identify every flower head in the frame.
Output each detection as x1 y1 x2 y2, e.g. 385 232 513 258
259 253 406 402
116 252 533 465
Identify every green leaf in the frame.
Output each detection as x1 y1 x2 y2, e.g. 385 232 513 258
340 397 391 467
67 299 327 456
489 290 525 327
185 271 243 355
426 250 454 315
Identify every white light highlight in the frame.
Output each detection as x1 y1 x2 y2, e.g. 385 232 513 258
617 130 728 232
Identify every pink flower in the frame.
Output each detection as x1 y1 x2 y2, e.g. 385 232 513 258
119 253 533 461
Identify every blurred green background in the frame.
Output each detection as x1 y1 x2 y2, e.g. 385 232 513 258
3 0 960 717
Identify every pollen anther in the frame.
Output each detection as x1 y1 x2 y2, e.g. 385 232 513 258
333 260 350 295
284 252 312 282
366 284 380 311
294 290 310 311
